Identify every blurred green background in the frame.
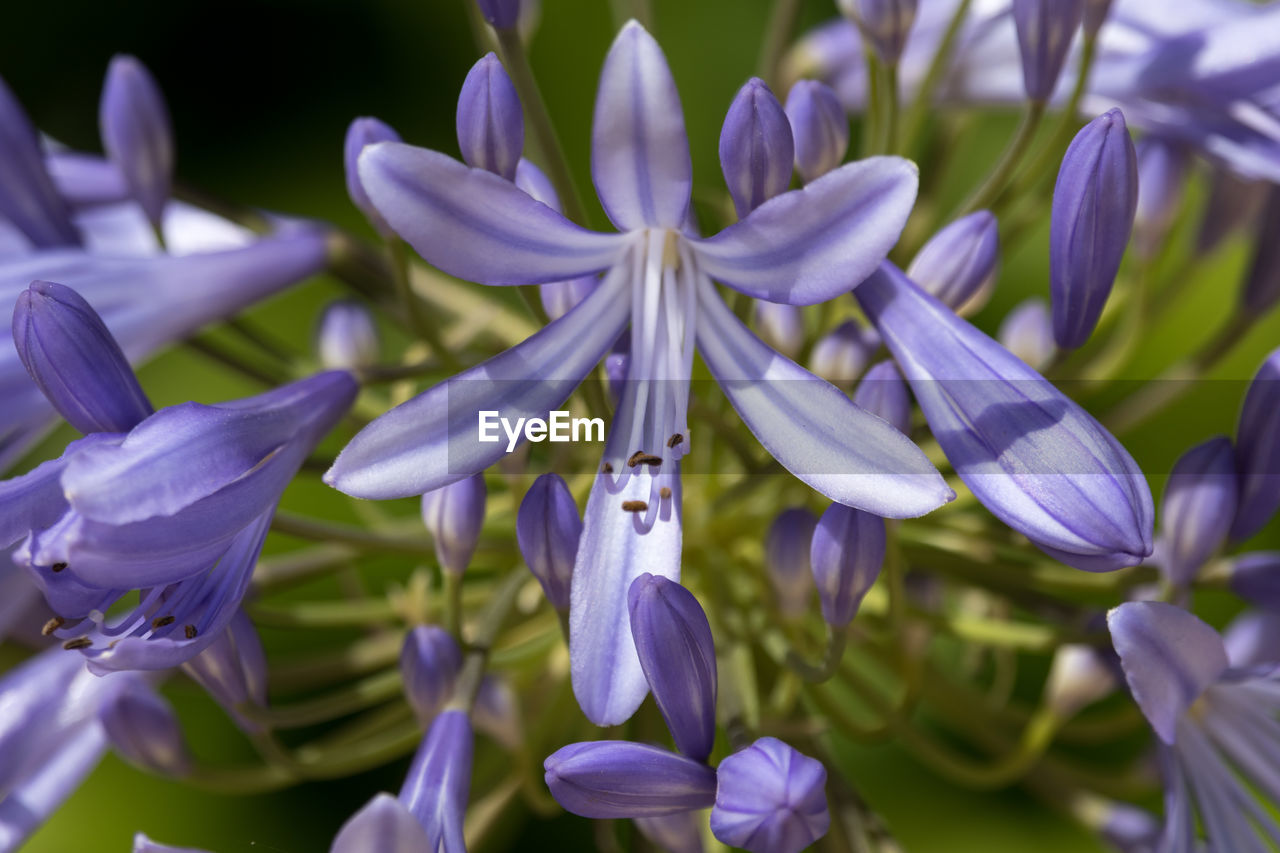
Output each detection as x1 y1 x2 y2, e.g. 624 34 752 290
4 0 1279 850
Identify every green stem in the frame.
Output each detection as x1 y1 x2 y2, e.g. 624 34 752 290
443 569 464 640
389 239 461 369
860 44 884 159
902 0 973 154
247 597 398 629
956 100 1046 217
881 63 901 155
448 569 528 711
270 511 435 557
786 625 849 683
238 669 403 728
185 337 288 387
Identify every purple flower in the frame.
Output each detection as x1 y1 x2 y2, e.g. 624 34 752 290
1012 0 1085 102
719 78 795 219
810 503 885 627
400 626 463 726
1159 437 1237 587
808 318 876 386
516 473 582 611
853 360 911 435
710 737 830 853
784 80 848 185
315 299 379 371
544 741 717 818
1232 347 1280 541
326 21 949 725
764 507 818 619
344 117 402 238
456 53 524 181
997 298 1055 370
421 473 487 575
857 262 1154 572
0 76 80 248
906 211 1000 316
97 679 191 777
398 709 473 853
331 793 431 853
99 56 173 229
838 0 918 65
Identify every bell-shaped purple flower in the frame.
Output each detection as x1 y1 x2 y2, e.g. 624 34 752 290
398 709 472 853
719 78 795 219
837 0 918 65
475 0 521 29
181 611 268 731
315 299 379 371
1159 437 1237 587
753 300 805 360
1228 552 1280 611
97 680 190 777
1012 0 1084 102
457 53 524 181
0 76 80 248
1232 348 1280 541
13 280 153 435
997 298 1055 370
853 361 911 435
857 263 1154 572
810 503 885 627
1242 189 1280 315
344 117 402 238
784 80 848 185
99 56 174 229
1082 0 1114 38
1133 138 1190 260
765 507 818 619
808 318 875 386
421 473 487 575
544 741 717 818
1050 108 1138 350
628 574 717 762
331 793 431 853
710 737 829 853
906 211 999 315
635 811 704 853
400 626 463 726
516 473 582 611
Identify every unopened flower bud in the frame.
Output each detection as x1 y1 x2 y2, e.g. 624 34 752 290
1231 348 1280 541
400 626 462 726
837 0 919 65
1012 0 1084 102
475 0 521 29
345 117 402 238
98 682 191 776
1159 436 1237 586
473 675 522 750
809 319 875 385
1242 188 1280 315
13 281 153 434
754 300 805 359
1228 552 1280 610
1050 108 1138 349
1082 0 1114 38
545 741 717 818
784 80 848 184
711 738 829 853
315 299 379 371
0 76 80 247
1043 644 1117 718
906 211 999 315
99 55 173 229
421 473 487 575
457 53 524 181
720 78 794 219
853 361 911 435
181 612 268 731
997 298 1055 370
399 709 473 850
1132 138 1190 260
810 504 885 627
765 507 818 619
516 473 581 610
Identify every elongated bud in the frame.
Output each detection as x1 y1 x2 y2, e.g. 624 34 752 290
99 55 173 229
853 360 911 435
907 211 1000 315
315 299 379 371
98 682 191 776
0 77 80 247
331 794 431 853
720 78 795 219
857 263 1154 572
475 0 521 29
421 473 487 575
1050 108 1138 349
181 611 268 730
516 473 581 610
837 0 919 65
809 319 875 385
545 741 717 818
1132 138 1189 260
1082 0 1113 38
810 504 885 626
628 574 718 762
1043 644 1116 718
1232 348 1280 541
1197 169 1266 255
711 738 830 853
784 80 848 184
457 53 524 181
13 280 153 434
345 117 402 237
1159 436 1237 586
473 675 522 750
754 300 805 359
998 298 1055 370
1242 188 1280 314
765 507 818 619
1012 0 1084 102
635 811 704 853
1228 552 1280 611
400 626 462 726
399 709 472 852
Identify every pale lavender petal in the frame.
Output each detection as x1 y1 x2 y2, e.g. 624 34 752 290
711 738 829 853
45 153 127 210
97 680 190 776
315 299 379 371
634 811 704 853
0 723 105 853
99 56 173 227
1159 436 1237 587
398 709 472 853
330 794 431 853
1232 347 1280 541
0 77 80 248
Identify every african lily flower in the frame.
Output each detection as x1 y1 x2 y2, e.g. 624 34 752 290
326 21 952 725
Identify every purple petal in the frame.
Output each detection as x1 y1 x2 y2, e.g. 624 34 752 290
398 710 472 853
691 157 917 305
421 473 487 575
719 78 795 219
810 503 885 626
695 280 952 519
0 76 80 248
359 142 628 285
1159 436 1237 587
784 80 849 184
1012 0 1084 101
1108 601 1228 744
1232 347 1280 541
1242 188 1280 315
711 737 830 853
634 811 705 853
1223 609 1280 668
99 56 173 227
544 741 717 818
97 680 190 776
765 507 818 619
330 794 431 853
0 723 105 852
45 152 128 209
400 626 463 726
516 472 582 610
906 211 1000 315
1230 552 1280 613
840 0 919 65
344 117 402 238
181 609 268 730
591 21 692 230
456 54 524 181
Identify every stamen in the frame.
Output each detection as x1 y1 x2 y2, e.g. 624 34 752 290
63 636 92 650
602 462 614 474
621 500 649 513
659 487 672 499
629 450 663 467
185 624 198 639
41 616 65 636
667 433 684 448
51 562 67 573
152 615 175 629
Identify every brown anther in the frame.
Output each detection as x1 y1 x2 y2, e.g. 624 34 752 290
621 500 649 513
603 462 614 474
152 615 175 629
627 450 648 467
63 637 92 650
184 624 198 639
41 616 65 636
632 453 664 467
667 433 684 448
50 562 67 573
659 487 672 499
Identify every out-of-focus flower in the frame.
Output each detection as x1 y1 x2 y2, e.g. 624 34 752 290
1231 347 1280 541
1043 644 1118 718
710 737 829 853
456 53 524 181
808 318 876 386
517 473 582 611
853 361 912 436
475 0 521 29
330 793 431 853
753 300 805 360
0 77 80 248
1132 138 1190 259
132 834 212 853
1159 437 1236 587
810 503 885 627
99 56 173 230
181 611 268 732
784 80 849 184
838 0 919 65
97 680 191 777
997 298 1055 370
315 299 379 371
765 507 818 619
906 210 999 316
1012 0 1085 102
1242 188 1280 315
421 473 488 576
400 626 463 726
634 810 704 853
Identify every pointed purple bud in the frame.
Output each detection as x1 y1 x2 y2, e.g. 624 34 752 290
765 507 818 619
1050 108 1138 350
810 504 885 627
1229 552 1280 611
181 611 268 731
475 0 521 29
907 211 1000 315
97 681 190 777
808 319 874 385
330 794 431 853
421 473 487 575
997 298 1055 370
719 78 795 220
1082 0 1114 38
837 0 919 65
853 361 911 435
99 56 173 229
711 738 830 853
0 76 80 247
456 53 524 181
628 574 718 762
345 117 402 238
753 300 805 359
13 280 153 435
857 263 1154 572
784 80 848 184
1012 0 1084 102
473 675 522 750
1132 138 1190 260
1242 188 1280 315
1159 437 1237 586
544 741 717 818
399 709 472 852
1232 348 1280 541
516 473 581 610
635 811 704 853
316 299 379 371
400 626 462 726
